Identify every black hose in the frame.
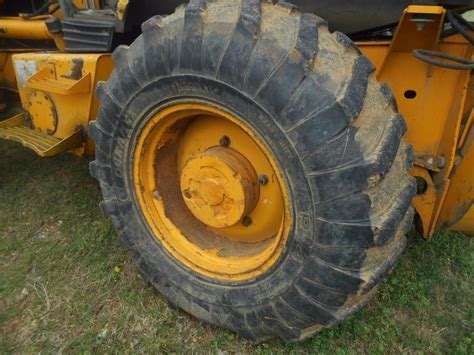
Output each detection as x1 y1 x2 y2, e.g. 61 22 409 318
446 10 474 45
20 0 59 19
413 49 474 70
413 10 474 70
45 5 61 16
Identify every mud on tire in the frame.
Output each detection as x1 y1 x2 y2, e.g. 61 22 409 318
89 0 416 342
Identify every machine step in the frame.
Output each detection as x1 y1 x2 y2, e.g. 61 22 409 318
26 67 91 95
0 113 83 157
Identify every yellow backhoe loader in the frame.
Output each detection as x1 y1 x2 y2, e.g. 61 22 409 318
0 0 472 342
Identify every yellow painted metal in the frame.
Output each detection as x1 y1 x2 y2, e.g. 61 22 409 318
0 17 53 40
0 52 18 92
27 67 91 95
437 123 474 236
0 17 64 51
0 112 23 127
458 106 473 150
410 166 438 237
0 113 82 157
27 91 57 135
11 52 113 156
134 103 291 280
451 206 474 236
357 5 474 237
180 147 260 229
116 0 129 21
176 114 286 243
72 0 101 9
0 51 17 112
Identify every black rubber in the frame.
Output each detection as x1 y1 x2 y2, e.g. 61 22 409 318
89 0 416 342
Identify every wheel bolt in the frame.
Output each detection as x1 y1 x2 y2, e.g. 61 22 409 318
242 216 253 227
183 190 192 199
258 175 269 185
219 135 231 147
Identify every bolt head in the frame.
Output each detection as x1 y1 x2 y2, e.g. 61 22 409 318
242 216 253 227
219 135 231 147
437 157 446 169
258 175 269 185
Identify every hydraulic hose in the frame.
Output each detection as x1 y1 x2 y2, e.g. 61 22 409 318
413 10 474 70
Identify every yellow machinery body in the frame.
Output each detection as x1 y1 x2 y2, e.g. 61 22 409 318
0 5 472 238
1 52 112 156
357 6 473 238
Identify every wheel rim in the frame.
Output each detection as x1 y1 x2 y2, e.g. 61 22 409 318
133 103 291 281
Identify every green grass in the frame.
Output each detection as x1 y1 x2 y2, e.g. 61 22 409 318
0 139 472 353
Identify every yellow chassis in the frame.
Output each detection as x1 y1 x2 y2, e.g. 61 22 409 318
357 6 473 237
0 5 472 237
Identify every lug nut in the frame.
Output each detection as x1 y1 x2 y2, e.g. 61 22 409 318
242 216 253 227
219 135 231 147
152 190 161 199
258 175 269 185
183 190 192 199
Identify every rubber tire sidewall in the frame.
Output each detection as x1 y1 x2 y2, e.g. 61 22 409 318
116 75 315 308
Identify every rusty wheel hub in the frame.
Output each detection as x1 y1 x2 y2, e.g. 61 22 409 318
133 103 290 280
180 147 260 228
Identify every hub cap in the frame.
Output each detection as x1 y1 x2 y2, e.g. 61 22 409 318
180 147 260 228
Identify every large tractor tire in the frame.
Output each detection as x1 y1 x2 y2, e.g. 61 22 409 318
89 0 415 342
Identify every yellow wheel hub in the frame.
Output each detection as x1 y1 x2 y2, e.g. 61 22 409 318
180 147 260 228
133 103 291 281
